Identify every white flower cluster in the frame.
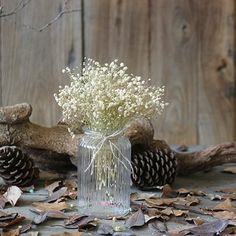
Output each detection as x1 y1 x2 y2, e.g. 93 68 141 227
55 59 167 134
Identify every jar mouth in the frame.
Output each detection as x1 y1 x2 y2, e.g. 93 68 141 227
82 127 125 137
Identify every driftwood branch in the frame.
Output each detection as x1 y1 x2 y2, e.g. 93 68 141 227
0 103 154 157
0 103 236 178
176 142 236 175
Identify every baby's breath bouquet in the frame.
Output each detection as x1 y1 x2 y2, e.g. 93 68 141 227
55 59 167 217
54 59 166 135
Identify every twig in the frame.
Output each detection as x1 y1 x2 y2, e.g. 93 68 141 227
0 0 32 17
22 9 81 32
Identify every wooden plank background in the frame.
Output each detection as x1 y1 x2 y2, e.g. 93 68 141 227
0 0 235 145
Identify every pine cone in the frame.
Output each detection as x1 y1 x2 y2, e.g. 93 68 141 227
131 146 177 188
0 146 39 187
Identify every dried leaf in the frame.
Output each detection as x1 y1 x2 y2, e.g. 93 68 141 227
0 213 25 228
33 210 69 224
222 166 236 174
45 187 68 203
3 186 22 206
185 217 205 225
45 181 62 196
176 188 191 196
2 228 20 236
162 184 177 198
113 233 136 236
206 193 222 201
97 223 114 235
63 179 77 191
32 201 70 212
214 198 233 210
144 214 162 223
213 211 236 220
145 197 176 207
0 197 7 209
220 188 236 194
130 192 156 201
125 209 145 228
51 232 82 236
223 193 236 200
185 219 228 236
148 219 167 233
64 215 96 230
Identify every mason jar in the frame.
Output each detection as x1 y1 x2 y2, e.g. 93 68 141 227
77 129 131 218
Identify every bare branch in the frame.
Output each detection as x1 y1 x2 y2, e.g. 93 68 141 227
0 0 32 18
22 9 81 32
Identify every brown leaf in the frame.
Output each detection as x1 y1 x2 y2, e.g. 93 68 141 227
45 181 62 196
213 211 236 220
32 201 70 212
144 214 162 223
0 213 25 228
3 186 22 206
222 166 236 174
145 197 176 207
64 215 96 230
220 188 236 194
63 180 77 191
125 209 145 228
2 228 20 236
223 193 236 200
45 187 68 203
33 210 68 224
214 198 233 210
148 219 167 233
185 217 205 225
162 184 177 198
130 192 156 201
185 219 229 236
97 223 114 235
51 232 82 236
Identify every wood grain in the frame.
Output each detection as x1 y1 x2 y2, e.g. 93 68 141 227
83 0 149 79
0 0 235 145
195 0 235 144
0 0 82 126
149 0 198 144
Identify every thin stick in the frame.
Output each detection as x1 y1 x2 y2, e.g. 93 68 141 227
0 0 32 17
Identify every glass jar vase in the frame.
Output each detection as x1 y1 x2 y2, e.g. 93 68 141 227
77 129 131 218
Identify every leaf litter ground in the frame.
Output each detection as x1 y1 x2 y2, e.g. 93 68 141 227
0 164 235 235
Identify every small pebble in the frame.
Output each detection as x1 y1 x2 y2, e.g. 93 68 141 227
113 225 125 232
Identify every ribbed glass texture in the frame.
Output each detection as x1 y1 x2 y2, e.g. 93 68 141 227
77 130 131 217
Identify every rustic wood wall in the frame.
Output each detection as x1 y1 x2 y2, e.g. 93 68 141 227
0 0 235 145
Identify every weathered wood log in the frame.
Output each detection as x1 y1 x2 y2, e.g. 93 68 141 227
0 103 154 156
1 103 236 178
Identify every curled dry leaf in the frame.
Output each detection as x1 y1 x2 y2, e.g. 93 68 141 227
45 181 62 196
0 213 25 228
32 201 70 212
222 166 236 174
97 223 114 235
184 219 229 236
3 186 22 207
185 217 205 225
33 210 69 224
148 219 167 234
125 209 145 228
45 187 68 203
212 211 236 220
51 232 82 236
130 192 157 201
64 215 97 230
214 198 233 210
220 188 236 194
206 193 222 201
